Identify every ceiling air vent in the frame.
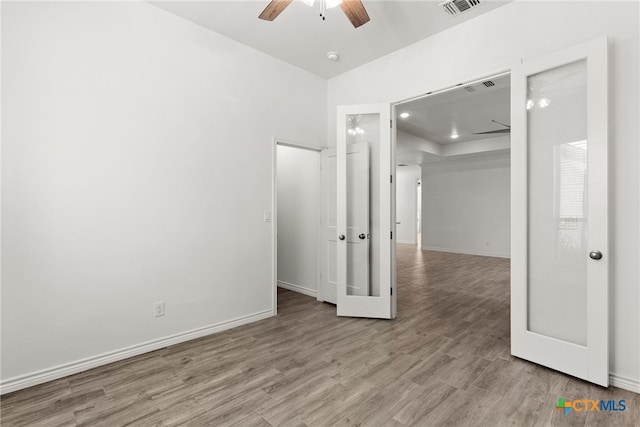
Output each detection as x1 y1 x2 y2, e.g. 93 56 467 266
463 85 476 92
482 80 495 88
440 0 482 16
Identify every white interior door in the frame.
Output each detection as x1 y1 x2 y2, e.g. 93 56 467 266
336 104 393 318
511 37 609 386
319 144 369 304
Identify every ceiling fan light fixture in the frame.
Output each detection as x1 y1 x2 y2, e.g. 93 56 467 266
325 0 344 9
259 0 369 28
399 112 411 119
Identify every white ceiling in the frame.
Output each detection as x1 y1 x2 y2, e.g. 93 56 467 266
150 0 512 78
395 73 510 165
397 73 510 144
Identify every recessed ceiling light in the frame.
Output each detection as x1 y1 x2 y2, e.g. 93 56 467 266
451 132 459 139
399 112 411 119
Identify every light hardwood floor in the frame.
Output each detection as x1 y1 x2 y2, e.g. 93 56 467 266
1 245 638 426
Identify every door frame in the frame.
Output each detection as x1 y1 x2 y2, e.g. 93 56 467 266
271 137 326 315
390 66 514 321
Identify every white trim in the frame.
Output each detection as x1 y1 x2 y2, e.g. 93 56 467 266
391 104 398 319
277 280 318 298
609 373 640 394
274 136 325 153
272 138 278 316
421 246 510 259
393 67 513 106
396 240 417 245
0 309 274 395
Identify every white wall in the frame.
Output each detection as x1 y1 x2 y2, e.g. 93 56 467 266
328 0 639 387
396 166 421 245
1 1 326 390
421 155 510 258
276 145 320 297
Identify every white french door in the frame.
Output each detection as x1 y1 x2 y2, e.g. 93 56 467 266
319 144 370 304
336 104 394 319
511 37 609 386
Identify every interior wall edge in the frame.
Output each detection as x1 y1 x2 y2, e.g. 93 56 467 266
420 246 510 259
277 281 318 298
0 309 275 396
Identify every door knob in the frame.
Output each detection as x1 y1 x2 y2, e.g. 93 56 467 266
338 235 346 241
358 233 366 240
589 250 603 260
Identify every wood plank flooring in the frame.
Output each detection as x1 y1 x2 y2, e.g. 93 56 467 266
1 245 638 426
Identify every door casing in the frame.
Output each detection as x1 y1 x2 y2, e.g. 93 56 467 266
271 137 325 315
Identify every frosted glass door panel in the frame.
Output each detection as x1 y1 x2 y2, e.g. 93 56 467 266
527 60 587 345
345 114 373 296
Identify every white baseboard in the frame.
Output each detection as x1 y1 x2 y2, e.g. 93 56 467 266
610 373 640 394
421 245 510 259
278 280 317 298
0 309 275 395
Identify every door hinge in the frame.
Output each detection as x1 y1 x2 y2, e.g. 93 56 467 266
390 119 393 128
390 231 393 239
390 175 393 183
391 288 393 296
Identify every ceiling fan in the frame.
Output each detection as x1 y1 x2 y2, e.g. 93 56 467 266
472 119 511 135
259 0 371 28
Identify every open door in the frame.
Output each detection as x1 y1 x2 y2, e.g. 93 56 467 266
319 144 369 305
336 104 394 319
511 38 609 386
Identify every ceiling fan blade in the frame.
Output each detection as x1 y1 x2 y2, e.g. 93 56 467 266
341 0 370 28
472 129 511 135
259 0 293 21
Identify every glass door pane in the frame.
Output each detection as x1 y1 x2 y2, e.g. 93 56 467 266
527 60 588 345
345 114 375 297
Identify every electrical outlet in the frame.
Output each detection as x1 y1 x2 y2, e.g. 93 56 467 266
155 301 165 317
